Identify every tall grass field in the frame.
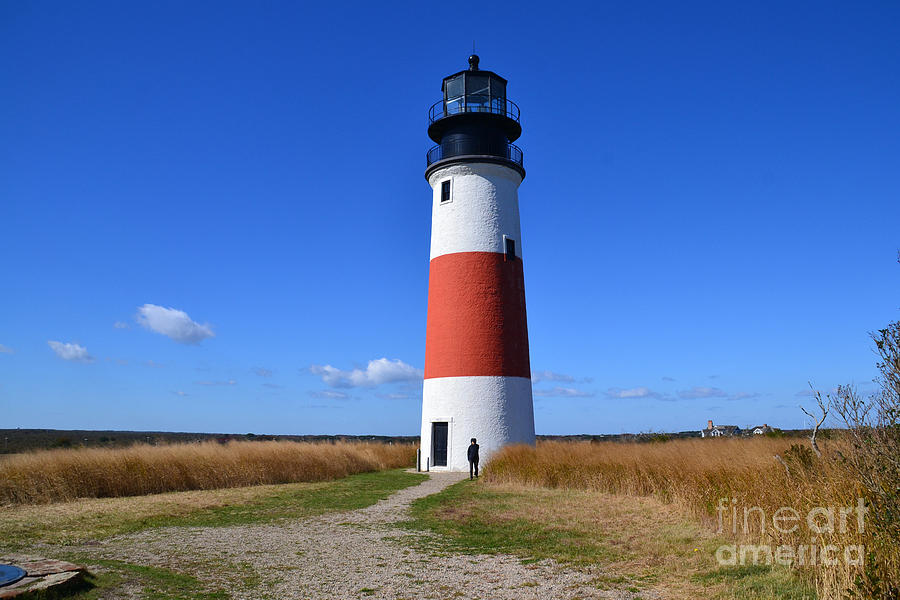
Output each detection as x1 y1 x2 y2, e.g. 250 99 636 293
484 437 895 600
0 440 416 505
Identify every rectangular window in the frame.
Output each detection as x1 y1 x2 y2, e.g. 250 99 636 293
440 180 451 203
505 237 516 261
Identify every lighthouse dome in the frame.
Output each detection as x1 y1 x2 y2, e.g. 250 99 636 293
426 57 523 179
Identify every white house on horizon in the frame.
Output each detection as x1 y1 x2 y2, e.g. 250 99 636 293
700 419 741 438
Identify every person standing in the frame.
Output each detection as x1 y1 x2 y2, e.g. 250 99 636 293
467 438 480 480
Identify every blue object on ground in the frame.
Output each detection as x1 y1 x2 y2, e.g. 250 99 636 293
0 564 26 587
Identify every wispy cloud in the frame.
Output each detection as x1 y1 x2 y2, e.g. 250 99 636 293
262 382 282 389
310 358 422 388
533 386 595 398
532 370 594 384
531 370 575 384
0 344 13 354
172 390 188 397
309 390 350 400
678 386 729 399
377 392 419 400
795 387 837 398
47 340 94 363
144 360 164 368
136 304 214 344
195 379 237 386
604 386 662 399
113 321 130 330
252 367 273 377
730 391 761 401
661 376 676 382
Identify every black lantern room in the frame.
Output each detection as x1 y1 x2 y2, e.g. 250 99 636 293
425 55 524 179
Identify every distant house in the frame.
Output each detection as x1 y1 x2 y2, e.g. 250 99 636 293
751 424 773 435
700 419 741 438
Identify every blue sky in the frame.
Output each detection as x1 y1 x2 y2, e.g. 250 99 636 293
1 1 898 435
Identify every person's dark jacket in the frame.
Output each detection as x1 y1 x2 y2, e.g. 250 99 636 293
467 443 479 463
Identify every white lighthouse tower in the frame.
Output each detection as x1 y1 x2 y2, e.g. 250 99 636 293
420 55 535 471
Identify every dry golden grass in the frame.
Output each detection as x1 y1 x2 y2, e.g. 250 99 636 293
0 440 415 505
0 469 424 549
484 437 867 599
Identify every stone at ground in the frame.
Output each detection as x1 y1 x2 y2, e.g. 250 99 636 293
0 558 85 599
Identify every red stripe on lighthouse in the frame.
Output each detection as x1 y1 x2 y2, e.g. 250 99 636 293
424 251 531 379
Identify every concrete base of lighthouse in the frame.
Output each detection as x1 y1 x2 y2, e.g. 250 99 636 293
420 376 535 472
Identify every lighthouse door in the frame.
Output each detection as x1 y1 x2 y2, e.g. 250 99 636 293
431 422 448 467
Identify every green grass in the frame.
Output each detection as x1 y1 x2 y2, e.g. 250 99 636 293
404 479 819 599
1 469 427 549
0 560 228 600
695 565 818 600
58 559 228 600
405 479 620 564
139 469 427 529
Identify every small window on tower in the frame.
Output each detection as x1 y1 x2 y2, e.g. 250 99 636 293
440 180 451 203
505 237 516 261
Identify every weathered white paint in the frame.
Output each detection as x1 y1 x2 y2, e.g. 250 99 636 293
421 376 535 471
428 162 524 261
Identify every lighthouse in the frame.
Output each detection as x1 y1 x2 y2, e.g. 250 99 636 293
420 55 535 472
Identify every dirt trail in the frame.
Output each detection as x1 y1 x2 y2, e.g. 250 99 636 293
86 472 650 599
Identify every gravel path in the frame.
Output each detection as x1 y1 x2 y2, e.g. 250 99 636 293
87 472 651 599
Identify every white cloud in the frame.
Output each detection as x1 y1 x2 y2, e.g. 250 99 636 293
195 379 237 386
47 340 94 363
678 386 729 399
310 358 422 388
136 304 214 344
605 386 661 399
252 367 273 377
309 390 350 399
531 370 576 384
533 386 594 398
173 390 188 397
730 391 761 401
0 344 13 354
377 392 418 400
113 321 130 329
661 376 676 382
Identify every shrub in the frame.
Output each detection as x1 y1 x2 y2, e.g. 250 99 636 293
831 321 900 599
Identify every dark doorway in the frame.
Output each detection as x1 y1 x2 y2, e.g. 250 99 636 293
432 422 448 467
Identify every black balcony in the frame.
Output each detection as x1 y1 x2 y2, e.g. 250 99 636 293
426 96 522 144
427 97 520 125
426 141 523 168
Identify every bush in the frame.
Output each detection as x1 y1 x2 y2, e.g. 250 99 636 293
831 321 900 599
